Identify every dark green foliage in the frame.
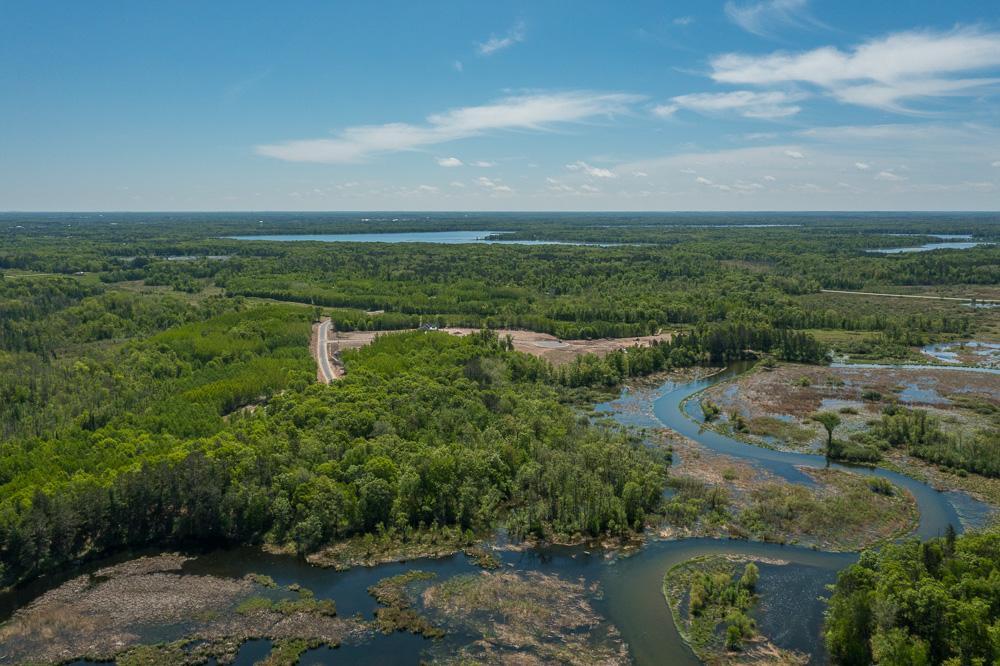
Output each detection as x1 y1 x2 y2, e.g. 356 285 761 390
825 527 1000 665
553 323 826 388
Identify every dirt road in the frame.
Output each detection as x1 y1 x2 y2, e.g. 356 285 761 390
820 289 999 304
314 318 338 383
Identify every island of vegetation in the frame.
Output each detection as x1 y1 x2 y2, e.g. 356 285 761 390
662 555 806 665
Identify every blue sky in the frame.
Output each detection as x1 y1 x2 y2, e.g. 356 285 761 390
1 0 998 211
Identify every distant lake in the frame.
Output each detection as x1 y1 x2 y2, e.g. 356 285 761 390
228 231 606 245
869 242 991 254
868 235 994 254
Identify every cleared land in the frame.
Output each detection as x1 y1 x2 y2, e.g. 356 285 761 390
313 327 675 381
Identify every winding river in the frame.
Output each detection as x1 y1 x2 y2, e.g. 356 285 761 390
5 362 992 665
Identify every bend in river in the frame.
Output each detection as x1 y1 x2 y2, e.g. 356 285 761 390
4 362 992 665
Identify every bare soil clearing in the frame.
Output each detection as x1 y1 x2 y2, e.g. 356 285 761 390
325 327 673 367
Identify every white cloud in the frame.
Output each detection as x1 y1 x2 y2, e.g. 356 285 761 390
992 160 1000 167
416 184 439 193
666 90 803 119
652 104 679 118
785 149 805 159
472 160 495 167
673 16 695 26
477 20 526 56
546 177 575 193
874 170 906 181
436 156 463 167
800 123 964 141
257 91 640 163
710 28 1000 111
763 175 777 181
566 160 617 178
453 60 464 72
449 180 466 188
632 171 648 178
724 0 822 38
695 176 732 191
545 177 605 196
855 161 871 170
476 176 513 193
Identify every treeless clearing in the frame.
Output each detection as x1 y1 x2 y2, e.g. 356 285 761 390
324 327 674 368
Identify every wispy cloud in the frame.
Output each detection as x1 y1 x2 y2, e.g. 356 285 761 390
696 176 732 191
652 104 679 118
565 160 617 178
673 16 695 26
477 20 526 56
546 177 602 196
476 176 513 193
710 28 1000 111
436 157 463 167
661 90 803 119
724 0 823 38
222 66 274 100
256 91 640 163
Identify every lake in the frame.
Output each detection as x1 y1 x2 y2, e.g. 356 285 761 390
868 235 994 253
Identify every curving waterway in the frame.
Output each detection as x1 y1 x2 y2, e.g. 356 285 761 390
5 362 992 665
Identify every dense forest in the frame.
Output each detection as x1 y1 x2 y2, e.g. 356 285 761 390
0 320 668 583
825 526 1000 665
1 213 998 664
2 213 995 340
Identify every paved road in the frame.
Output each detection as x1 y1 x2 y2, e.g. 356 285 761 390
820 289 999 304
316 318 336 383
